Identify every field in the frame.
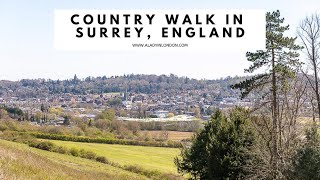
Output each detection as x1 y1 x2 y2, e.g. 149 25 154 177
143 131 194 141
0 139 147 180
48 139 181 174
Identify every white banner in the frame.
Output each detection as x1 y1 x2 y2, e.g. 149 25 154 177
54 9 266 52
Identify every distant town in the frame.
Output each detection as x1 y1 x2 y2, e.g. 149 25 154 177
0 74 312 126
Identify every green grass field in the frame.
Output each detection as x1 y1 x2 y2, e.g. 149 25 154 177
0 139 148 180
48 139 181 174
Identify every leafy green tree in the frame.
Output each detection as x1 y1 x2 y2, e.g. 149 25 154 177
63 115 70 125
292 146 320 179
88 119 93 127
291 128 320 180
174 108 255 179
231 10 302 177
96 108 116 121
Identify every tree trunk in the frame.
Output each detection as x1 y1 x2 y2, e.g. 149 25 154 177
311 47 320 122
271 46 278 178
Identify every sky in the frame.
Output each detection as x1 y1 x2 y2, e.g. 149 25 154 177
0 0 319 81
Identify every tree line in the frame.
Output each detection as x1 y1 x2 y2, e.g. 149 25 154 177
0 74 246 98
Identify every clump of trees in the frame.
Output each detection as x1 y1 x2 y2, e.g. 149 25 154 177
175 10 320 179
0 106 24 120
232 10 303 178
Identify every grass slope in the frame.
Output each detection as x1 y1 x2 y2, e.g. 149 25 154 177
0 139 148 180
48 140 180 174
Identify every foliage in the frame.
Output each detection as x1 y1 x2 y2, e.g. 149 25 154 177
29 141 55 151
0 106 24 119
291 145 320 179
96 108 116 121
0 74 246 97
232 10 302 98
231 10 303 178
24 132 182 148
96 156 109 164
291 128 320 179
174 108 255 179
0 109 9 119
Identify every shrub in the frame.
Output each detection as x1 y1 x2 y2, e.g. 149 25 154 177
29 141 55 151
96 156 109 164
69 147 79 157
0 124 8 131
291 146 320 179
79 149 96 159
124 165 161 178
54 146 68 154
14 133 35 144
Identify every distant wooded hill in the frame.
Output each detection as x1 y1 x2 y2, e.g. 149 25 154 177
0 74 248 98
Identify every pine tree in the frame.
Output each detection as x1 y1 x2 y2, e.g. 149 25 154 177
174 108 255 179
231 10 302 178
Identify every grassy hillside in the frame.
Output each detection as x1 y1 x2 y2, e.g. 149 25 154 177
48 140 180 174
0 139 148 180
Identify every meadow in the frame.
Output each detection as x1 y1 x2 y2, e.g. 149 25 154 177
48 139 181 174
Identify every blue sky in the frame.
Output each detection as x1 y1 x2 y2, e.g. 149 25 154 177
0 0 319 81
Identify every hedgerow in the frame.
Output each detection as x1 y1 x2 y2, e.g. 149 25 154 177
22 132 182 148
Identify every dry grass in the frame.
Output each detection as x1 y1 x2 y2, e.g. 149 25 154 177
143 131 194 141
297 117 320 125
0 139 148 180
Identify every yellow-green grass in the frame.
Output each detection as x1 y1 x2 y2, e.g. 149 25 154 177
48 139 180 174
142 131 194 141
0 139 148 180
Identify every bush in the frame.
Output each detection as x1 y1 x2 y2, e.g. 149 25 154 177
79 149 96 159
124 165 161 178
0 124 8 131
29 141 55 151
96 156 109 164
69 147 79 157
14 133 35 144
291 146 320 180
54 146 68 154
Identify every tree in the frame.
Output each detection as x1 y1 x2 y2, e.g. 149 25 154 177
298 13 320 122
96 108 116 121
231 10 302 177
40 103 48 122
88 119 92 127
174 108 255 179
167 112 174 118
193 108 200 118
63 115 70 125
0 109 9 119
34 111 42 122
291 128 320 180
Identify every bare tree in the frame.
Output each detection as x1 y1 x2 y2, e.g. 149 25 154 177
298 14 320 121
246 75 308 179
